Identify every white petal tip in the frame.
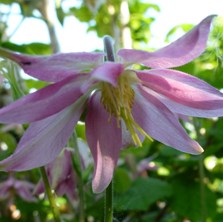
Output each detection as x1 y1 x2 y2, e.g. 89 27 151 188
193 144 204 154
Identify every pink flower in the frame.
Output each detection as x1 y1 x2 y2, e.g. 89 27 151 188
0 15 222 193
34 148 77 202
0 175 36 203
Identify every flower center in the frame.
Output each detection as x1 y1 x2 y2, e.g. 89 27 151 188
100 70 153 146
100 70 135 121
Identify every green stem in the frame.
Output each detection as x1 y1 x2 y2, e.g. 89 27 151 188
194 119 206 222
71 132 85 222
199 154 206 222
40 167 61 222
0 47 15 61
104 181 113 222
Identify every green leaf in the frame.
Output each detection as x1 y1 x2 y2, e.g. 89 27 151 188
0 0 15 5
114 168 132 193
25 79 48 91
114 177 172 211
166 24 194 42
0 132 17 160
70 6 93 22
56 6 66 25
170 177 217 221
0 132 17 150
1 42 51 55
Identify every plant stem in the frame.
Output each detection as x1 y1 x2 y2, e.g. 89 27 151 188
71 132 85 222
194 119 206 222
104 181 113 222
199 154 206 222
40 167 61 222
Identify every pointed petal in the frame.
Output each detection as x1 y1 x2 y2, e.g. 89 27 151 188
16 181 36 202
91 62 124 86
132 86 203 154
86 93 122 193
0 47 104 82
0 75 85 124
118 15 215 68
33 181 44 195
45 149 77 201
137 69 223 117
0 99 85 171
49 149 74 189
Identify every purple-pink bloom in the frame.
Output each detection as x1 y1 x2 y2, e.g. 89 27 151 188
0 15 222 193
0 175 36 203
34 148 77 202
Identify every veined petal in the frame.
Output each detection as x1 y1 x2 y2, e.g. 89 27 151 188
118 15 215 68
0 98 85 171
137 69 223 117
132 86 203 154
91 62 124 86
0 47 104 82
0 75 85 124
86 93 122 193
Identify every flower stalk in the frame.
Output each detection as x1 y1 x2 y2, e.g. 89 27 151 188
104 181 113 222
40 167 61 222
70 132 85 222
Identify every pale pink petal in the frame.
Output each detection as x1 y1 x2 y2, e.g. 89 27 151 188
137 69 223 117
16 181 36 202
35 149 77 201
49 149 75 190
0 180 11 199
91 62 124 86
0 47 104 82
0 75 85 124
33 181 44 195
86 93 122 193
118 15 215 68
56 178 77 202
132 86 203 154
0 100 85 171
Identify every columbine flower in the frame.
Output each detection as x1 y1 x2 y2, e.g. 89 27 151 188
0 175 36 203
34 148 77 202
0 15 222 193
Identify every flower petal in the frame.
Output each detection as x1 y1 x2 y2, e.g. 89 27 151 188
118 15 215 68
0 75 85 124
47 149 77 201
137 69 223 117
132 86 203 154
16 181 36 202
91 62 124 86
0 47 104 82
0 99 85 171
86 92 122 193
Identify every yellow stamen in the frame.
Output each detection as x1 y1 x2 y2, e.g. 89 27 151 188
100 70 153 146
